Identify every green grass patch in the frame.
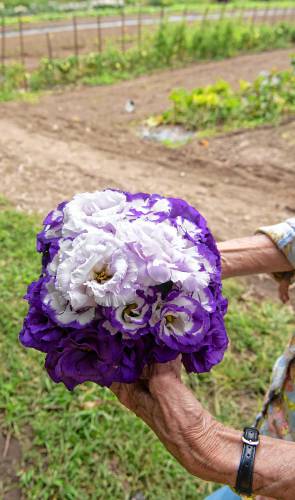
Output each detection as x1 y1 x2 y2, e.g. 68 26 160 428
1 19 295 102
0 204 294 499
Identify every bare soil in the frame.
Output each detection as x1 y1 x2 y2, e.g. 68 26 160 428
1 47 295 305
0 432 21 500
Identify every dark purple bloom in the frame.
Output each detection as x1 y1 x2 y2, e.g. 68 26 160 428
20 306 65 353
45 330 147 389
182 314 229 373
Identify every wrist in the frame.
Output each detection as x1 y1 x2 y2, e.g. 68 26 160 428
252 435 295 499
189 424 295 499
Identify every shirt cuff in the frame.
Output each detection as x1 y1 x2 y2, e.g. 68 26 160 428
257 218 295 268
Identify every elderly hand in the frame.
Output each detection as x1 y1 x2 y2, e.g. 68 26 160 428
111 358 238 484
111 359 295 499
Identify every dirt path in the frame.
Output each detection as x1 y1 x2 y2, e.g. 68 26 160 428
1 49 294 237
1 48 294 239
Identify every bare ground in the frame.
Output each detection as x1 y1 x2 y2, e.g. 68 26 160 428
1 48 294 237
0 433 21 499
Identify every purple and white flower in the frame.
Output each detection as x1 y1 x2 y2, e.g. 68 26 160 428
20 189 228 389
62 189 127 237
151 290 210 352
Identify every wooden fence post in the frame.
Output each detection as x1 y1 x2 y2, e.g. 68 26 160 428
73 15 79 66
137 4 142 49
160 5 165 24
97 15 102 53
251 7 257 26
1 14 5 75
263 5 269 25
18 15 27 89
220 3 227 22
121 7 125 53
46 32 53 62
18 15 25 67
201 7 209 29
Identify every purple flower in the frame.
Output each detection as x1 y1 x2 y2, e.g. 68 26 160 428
45 330 148 389
20 306 65 353
103 288 157 338
182 314 228 373
152 290 210 352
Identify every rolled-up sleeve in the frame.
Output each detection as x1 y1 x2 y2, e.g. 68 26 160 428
258 218 295 268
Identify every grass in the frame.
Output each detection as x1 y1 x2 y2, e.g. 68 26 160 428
1 1 295 26
0 200 294 499
1 20 295 103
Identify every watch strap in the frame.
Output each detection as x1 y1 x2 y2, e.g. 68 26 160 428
235 427 260 496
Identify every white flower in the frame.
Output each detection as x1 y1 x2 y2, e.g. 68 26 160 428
116 218 211 293
127 197 172 222
55 230 138 309
43 279 95 326
62 189 127 237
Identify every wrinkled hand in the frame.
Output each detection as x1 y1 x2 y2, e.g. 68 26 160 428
111 359 227 481
277 272 294 303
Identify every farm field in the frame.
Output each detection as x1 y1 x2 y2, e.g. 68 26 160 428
1 48 294 236
2 7 295 69
1 47 295 499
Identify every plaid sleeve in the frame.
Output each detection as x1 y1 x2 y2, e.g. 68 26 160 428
258 218 295 268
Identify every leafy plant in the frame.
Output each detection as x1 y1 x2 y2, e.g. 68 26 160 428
1 20 295 101
160 59 295 133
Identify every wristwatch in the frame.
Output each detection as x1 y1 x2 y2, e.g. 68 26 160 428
235 427 260 496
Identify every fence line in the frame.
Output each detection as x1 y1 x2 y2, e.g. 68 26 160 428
1 6 294 80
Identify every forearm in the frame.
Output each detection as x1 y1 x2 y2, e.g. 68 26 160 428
217 234 293 279
212 425 295 499
147 379 295 499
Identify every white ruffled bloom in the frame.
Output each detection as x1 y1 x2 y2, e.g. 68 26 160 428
55 230 138 309
43 279 95 326
62 189 127 237
117 218 211 293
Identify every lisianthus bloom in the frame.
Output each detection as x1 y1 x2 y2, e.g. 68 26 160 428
55 230 139 309
151 290 210 352
62 189 127 237
20 189 228 389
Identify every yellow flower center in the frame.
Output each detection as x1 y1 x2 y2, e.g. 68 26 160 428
165 314 176 325
122 303 139 320
94 267 111 284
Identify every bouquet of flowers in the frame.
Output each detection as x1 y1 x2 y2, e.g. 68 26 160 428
20 189 228 390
